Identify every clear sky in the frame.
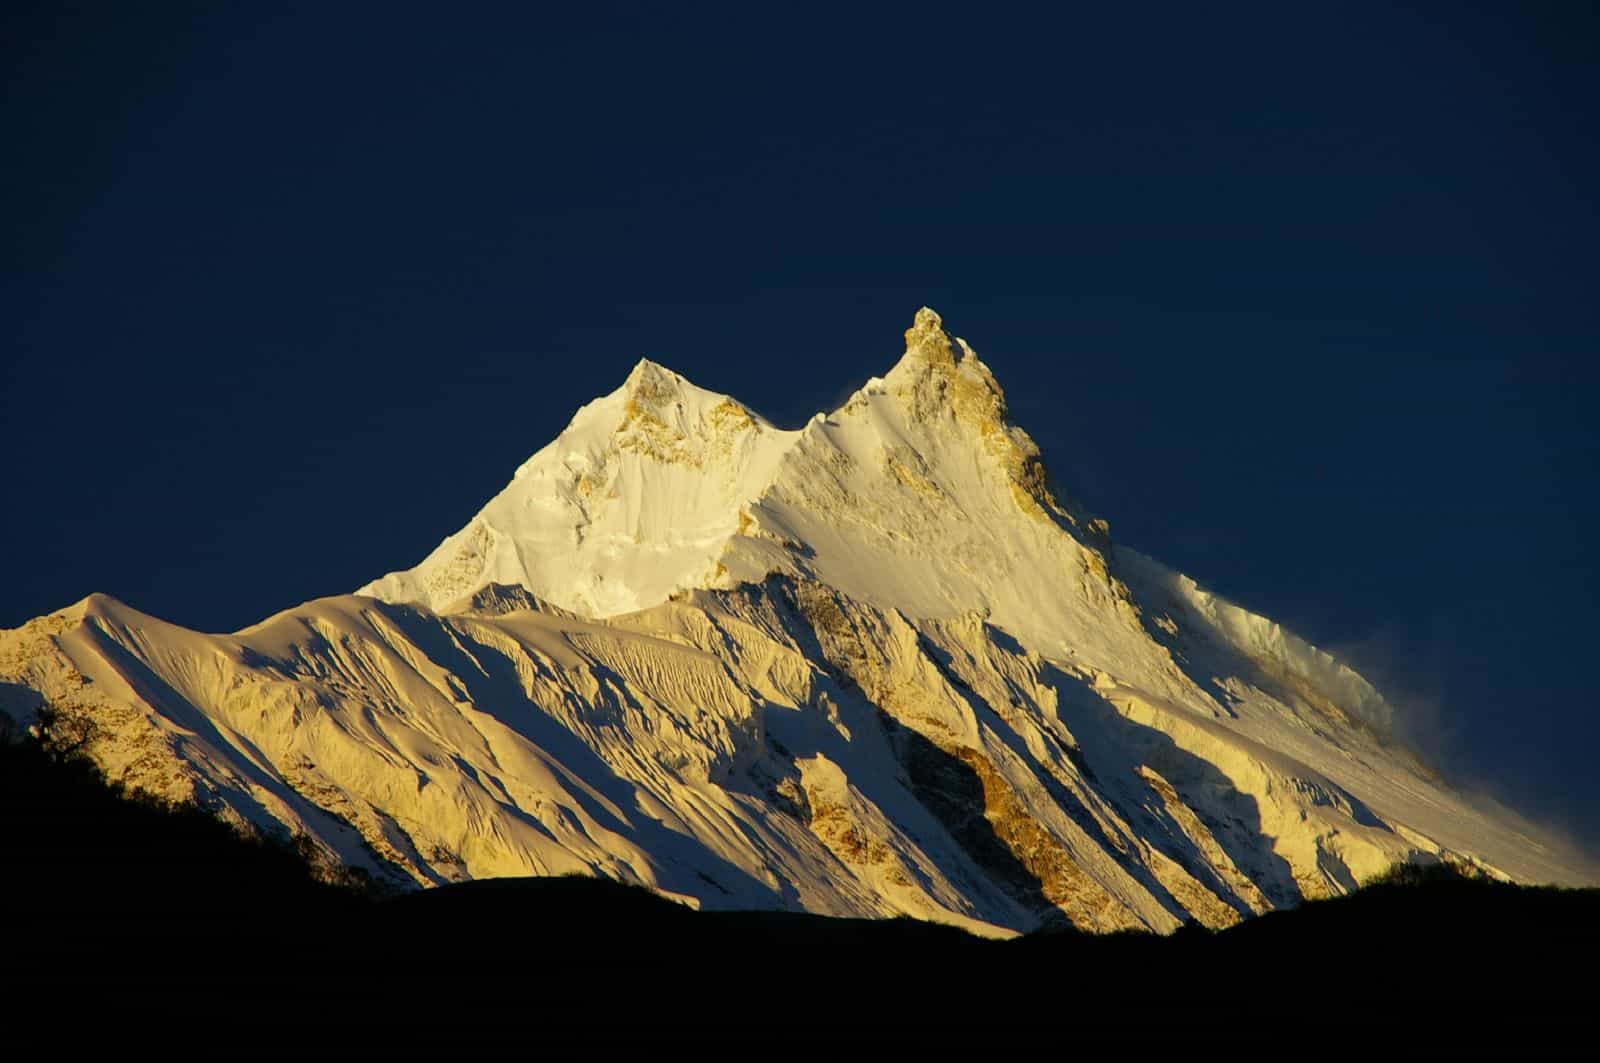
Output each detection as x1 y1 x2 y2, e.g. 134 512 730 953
4 2 1596 848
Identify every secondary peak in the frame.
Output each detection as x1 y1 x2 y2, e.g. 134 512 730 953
621 356 703 409
625 356 679 388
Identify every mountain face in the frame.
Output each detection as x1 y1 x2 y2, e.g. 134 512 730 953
3 309 1589 934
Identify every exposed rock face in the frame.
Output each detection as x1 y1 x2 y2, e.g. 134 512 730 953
3 309 1591 936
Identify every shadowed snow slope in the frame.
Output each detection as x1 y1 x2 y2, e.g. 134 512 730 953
3 309 1591 934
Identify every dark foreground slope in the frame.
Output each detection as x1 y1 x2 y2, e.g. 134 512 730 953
3 739 1596 1056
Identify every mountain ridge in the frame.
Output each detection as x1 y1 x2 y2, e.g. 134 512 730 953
4 308 1592 939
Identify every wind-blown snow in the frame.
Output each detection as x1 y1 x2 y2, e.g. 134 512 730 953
4 308 1591 935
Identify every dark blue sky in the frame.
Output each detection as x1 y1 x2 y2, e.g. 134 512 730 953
4 3 1596 847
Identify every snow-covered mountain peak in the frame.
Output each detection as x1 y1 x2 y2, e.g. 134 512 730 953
606 358 777 469
624 354 676 382
9 304 1595 945
620 356 692 407
876 307 1010 435
364 307 1079 619
901 305 957 366
360 347 798 615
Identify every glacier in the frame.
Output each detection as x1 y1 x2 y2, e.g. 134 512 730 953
3 308 1590 935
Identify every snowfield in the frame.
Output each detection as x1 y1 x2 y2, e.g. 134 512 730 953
3 308 1590 934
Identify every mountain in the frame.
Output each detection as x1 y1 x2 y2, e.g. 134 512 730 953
2 309 1589 936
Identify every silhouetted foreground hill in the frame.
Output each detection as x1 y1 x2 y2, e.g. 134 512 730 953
3 738 1596 1056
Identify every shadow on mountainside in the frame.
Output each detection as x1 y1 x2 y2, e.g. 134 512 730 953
751 578 1073 925
874 708 1066 923
756 573 1293 929
1043 663 1306 911
912 626 1260 926
3 735 1598 1056
70 623 422 886
375 605 793 907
